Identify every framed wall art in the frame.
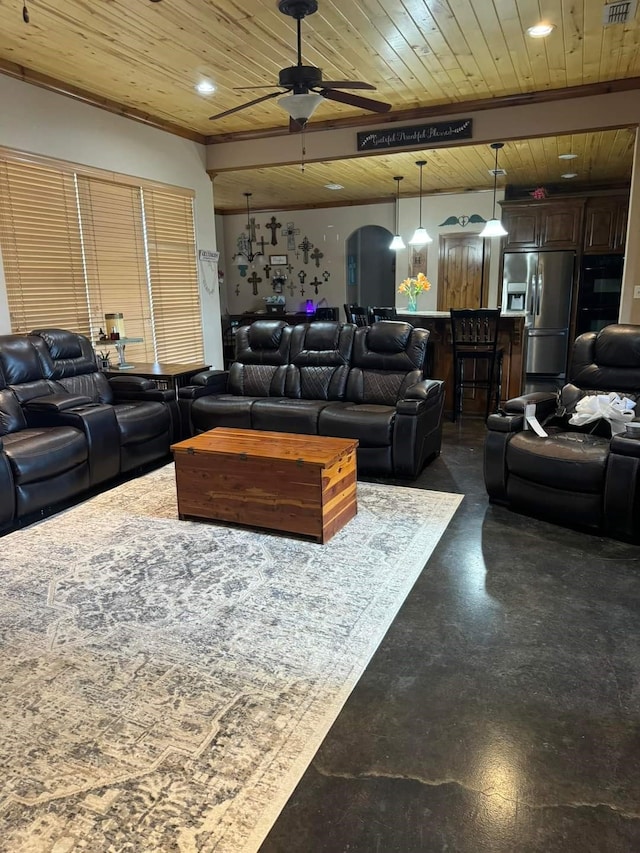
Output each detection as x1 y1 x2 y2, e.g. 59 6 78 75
269 254 288 266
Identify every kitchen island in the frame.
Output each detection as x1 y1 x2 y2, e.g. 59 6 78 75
396 311 526 418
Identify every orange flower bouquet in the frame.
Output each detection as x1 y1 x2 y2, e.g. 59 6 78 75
398 272 431 312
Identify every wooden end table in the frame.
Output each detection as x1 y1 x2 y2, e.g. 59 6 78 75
171 428 358 543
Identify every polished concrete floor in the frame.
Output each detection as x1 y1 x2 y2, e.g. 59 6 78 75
260 419 640 853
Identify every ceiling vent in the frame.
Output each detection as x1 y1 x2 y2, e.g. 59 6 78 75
489 168 507 177
603 1 637 25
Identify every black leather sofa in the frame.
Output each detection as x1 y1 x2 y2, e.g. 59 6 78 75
179 319 445 478
484 324 640 542
0 328 178 532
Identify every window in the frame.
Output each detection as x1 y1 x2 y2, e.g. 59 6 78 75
0 160 89 335
0 150 203 363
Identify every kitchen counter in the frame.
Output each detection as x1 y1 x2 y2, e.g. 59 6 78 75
397 312 525 417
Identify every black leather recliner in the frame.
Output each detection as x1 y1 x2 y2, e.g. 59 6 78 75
484 324 640 542
0 328 178 532
179 319 445 478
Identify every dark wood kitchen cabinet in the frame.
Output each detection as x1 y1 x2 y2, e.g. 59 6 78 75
583 194 629 254
501 200 584 251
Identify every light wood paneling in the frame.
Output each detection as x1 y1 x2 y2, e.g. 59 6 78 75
211 129 635 212
1 0 640 138
0 2 638 210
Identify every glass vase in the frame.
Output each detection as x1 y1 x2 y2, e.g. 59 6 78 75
407 293 418 312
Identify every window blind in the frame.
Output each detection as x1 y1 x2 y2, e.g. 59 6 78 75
0 160 89 335
76 177 152 364
0 150 204 366
144 188 203 363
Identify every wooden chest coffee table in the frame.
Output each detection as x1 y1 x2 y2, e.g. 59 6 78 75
171 428 358 543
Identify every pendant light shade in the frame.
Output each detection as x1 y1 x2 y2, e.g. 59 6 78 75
480 142 508 238
390 176 406 251
409 160 433 246
278 92 324 125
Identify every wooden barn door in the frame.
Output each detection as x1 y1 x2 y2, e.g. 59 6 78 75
437 233 490 310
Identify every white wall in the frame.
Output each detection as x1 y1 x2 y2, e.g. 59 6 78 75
0 75 222 367
218 189 503 314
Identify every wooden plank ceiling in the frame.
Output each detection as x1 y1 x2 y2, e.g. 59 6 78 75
0 0 638 209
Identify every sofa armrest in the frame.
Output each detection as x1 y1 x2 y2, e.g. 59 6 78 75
403 378 444 403
108 375 156 393
487 412 525 432
23 393 93 412
610 434 640 458
503 391 558 421
191 369 227 386
179 372 229 399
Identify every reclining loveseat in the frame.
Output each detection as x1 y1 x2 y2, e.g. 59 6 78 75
0 328 178 532
179 319 445 478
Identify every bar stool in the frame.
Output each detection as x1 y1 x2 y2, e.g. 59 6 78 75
450 309 503 422
367 306 398 322
344 304 369 326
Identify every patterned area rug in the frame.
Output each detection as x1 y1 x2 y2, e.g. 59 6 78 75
0 464 462 852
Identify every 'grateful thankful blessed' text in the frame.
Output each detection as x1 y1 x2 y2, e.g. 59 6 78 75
357 119 472 152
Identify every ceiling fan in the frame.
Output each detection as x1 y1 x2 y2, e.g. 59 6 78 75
208 0 392 131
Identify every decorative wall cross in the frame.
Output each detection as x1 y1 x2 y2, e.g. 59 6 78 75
310 247 324 268
299 236 313 264
347 255 357 285
246 216 260 243
286 262 293 274
266 216 281 245
309 275 322 295
287 279 296 296
247 271 262 295
322 270 330 282
263 264 272 279
234 283 240 295
282 222 300 251
297 270 307 284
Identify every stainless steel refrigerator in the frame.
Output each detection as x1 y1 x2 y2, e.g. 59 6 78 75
502 251 575 378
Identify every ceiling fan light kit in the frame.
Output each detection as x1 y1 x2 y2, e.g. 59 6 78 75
409 160 433 246
208 0 391 131
480 143 508 238
278 92 324 125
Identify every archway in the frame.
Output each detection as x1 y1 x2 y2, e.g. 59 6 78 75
345 225 396 313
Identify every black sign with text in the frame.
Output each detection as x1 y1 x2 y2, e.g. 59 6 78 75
357 119 472 151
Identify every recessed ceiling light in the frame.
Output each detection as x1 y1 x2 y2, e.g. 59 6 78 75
324 183 344 190
196 81 216 95
527 23 555 37
561 172 578 179
559 153 578 160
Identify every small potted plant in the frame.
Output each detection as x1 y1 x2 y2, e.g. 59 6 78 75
96 349 111 370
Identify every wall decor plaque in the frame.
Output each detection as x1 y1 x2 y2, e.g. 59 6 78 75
357 119 472 152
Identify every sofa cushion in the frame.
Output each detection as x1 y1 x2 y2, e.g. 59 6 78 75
251 398 330 434
112 401 170 446
2 426 88 484
318 403 395 447
506 428 609 493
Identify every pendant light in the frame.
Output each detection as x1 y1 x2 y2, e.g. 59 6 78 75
409 160 433 246
389 176 406 251
480 142 508 238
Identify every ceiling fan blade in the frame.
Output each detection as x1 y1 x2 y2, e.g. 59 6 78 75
317 88 392 113
209 90 283 121
321 81 377 90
